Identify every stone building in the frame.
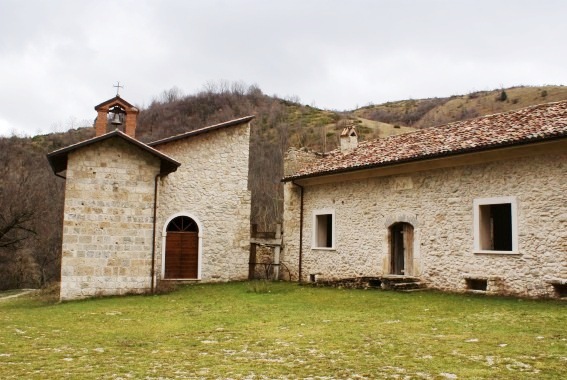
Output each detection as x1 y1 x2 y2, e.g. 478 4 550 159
282 101 567 298
48 95 253 300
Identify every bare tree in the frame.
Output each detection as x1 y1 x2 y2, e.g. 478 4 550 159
0 137 64 289
0 163 36 249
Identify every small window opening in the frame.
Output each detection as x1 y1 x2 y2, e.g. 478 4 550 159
552 284 567 297
479 203 512 251
315 213 333 248
466 278 487 291
368 279 382 287
310 274 317 282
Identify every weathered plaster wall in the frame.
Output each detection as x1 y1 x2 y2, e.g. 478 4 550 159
282 152 567 298
60 138 161 300
155 123 251 282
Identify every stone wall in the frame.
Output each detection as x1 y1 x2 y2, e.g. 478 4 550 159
60 138 161 300
284 147 323 177
282 151 567 298
155 123 251 282
282 182 302 281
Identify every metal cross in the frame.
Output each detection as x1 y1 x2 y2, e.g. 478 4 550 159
113 81 124 96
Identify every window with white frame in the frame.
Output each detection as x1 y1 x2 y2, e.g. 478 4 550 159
312 209 335 249
473 196 518 253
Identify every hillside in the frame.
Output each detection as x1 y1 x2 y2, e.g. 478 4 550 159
0 84 565 290
354 85 567 129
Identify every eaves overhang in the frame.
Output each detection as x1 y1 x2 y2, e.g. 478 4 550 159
47 129 181 176
283 135 567 185
94 95 137 111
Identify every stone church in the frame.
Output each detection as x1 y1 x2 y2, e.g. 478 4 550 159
282 101 567 298
48 95 253 300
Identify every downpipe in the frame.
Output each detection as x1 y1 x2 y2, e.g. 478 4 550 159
151 174 161 293
292 181 304 283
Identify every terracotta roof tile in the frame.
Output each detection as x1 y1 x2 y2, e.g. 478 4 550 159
284 100 567 181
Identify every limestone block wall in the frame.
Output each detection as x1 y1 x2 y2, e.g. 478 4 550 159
60 138 161 300
282 182 302 281
282 152 567 298
155 123 251 282
284 148 323 177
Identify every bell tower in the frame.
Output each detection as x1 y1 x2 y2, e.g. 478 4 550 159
93 94 139 138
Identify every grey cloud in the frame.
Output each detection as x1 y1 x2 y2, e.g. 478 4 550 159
0 0 566 136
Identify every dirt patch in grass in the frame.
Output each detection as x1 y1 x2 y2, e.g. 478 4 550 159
0 289 38 301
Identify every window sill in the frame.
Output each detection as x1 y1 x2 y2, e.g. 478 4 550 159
473 250 519 255
311 247 336 251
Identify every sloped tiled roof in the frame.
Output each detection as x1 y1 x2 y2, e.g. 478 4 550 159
284 100 567 181
94 95 137 111
47 129 181 175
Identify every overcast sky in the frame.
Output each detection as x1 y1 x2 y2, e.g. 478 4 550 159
1 0 566 137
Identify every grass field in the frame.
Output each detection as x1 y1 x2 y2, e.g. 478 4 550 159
1 282 565 379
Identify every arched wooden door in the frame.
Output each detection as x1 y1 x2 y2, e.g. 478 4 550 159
164 216 199 279
390 222 414 275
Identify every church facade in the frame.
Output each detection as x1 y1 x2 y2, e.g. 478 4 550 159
48 96 253 300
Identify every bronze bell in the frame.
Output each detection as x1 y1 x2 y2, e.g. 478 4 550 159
109 106 123 126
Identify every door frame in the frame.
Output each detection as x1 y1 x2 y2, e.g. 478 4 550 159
161 212 203 280
389 222 414 276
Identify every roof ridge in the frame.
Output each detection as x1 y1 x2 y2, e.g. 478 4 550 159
149 115 255 146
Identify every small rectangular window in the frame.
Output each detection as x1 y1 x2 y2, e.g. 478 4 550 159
474 197 518 254
312 209 335 249
479 203 512 250
552 284 567 298
466 278 488 291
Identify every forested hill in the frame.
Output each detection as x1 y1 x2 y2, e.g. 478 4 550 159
1 84 566 290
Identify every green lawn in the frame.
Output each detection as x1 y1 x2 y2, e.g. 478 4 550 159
0 282 565 379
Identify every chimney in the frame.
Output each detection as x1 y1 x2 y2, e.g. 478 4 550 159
94 96 139 138
340 125 358 153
